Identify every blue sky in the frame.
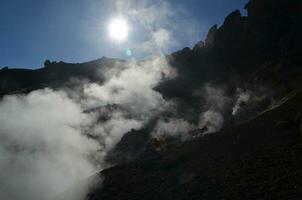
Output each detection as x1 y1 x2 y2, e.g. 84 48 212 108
0 0 247 69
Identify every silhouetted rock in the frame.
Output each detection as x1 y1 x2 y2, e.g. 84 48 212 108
192 41 205 51
1 0 302 199
0 57 126 97
223 10 242 27
88 0 302 199
0 67 9 71
44 60 51 68
204 24 217 47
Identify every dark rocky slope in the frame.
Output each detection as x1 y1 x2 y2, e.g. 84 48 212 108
0 0 302 199
88 0 302 199
89 90 302 200
106 0 302 165
0 57 123 96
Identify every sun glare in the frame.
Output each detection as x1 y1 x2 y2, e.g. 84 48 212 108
109 18 129 42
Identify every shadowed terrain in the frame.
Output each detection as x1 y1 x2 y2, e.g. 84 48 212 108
1 0 302 199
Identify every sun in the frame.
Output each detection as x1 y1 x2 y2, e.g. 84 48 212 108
108 18 129 42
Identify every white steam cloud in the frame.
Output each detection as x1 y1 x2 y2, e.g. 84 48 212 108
0 1 205 199
0 54 175 200
83 57 176 115
197 85 230 135
0 89 99 200
83 57 176 162
151 118 195 142
232 88 251 115
152 85 231 141
198 110 224 134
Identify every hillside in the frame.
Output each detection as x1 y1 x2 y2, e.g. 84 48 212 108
0 0 302 199
89 90 302 200
87 0 302 199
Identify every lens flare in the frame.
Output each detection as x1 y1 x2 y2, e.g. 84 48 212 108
125 48 133 57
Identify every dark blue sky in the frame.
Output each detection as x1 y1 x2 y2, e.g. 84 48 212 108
0 0 247 69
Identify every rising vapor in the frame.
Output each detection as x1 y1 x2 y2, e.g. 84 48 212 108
0 56 175 200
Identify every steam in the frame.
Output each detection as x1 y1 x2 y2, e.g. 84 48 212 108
152 85 231 141
83 57 176 115
197 85 230 135
151 118 195 141
151 84 273 142
232 88 251 115
198 111 224 134
114 0 203 55
0 1 182 197
231 87 273 122
83 57 176 163
0 89 99 200
0 56 175 200
0 1 236 199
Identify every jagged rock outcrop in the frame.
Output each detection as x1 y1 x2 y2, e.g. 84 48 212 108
1 1 302 199
88 0 302 199
0 57 124 97
89 92 302 200
192 41 205 51
204 24 217 47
